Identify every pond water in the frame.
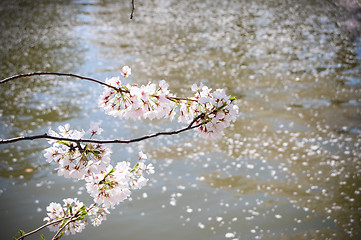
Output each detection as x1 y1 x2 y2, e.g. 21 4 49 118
0 0 360 239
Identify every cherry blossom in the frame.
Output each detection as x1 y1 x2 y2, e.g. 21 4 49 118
44 124 111 179
43 198 87 236
98 66 238 139
98 74 176 120
87 206 110 227
89 123 103 136
122 65 131 77
176 84 239 139
16 66 239 239
85 164 132 209
43 198 109 235
85 153 154 208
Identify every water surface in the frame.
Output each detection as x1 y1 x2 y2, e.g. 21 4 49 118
0 0 360 239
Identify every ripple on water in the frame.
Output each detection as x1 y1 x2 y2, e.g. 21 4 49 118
1 0 361 239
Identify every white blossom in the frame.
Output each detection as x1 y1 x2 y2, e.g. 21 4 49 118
44 124 112 179
122 66 131 77
43 198 87 235
85 164 132 209
89 123 103 136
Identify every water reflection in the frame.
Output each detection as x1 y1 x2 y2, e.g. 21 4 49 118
0 1 87 238
0 0 360 239
0 0 85 135
0 0 86 179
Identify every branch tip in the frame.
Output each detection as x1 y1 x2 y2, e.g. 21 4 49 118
130 0 135 19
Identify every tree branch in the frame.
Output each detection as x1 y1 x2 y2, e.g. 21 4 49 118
0 71 206 146
130 0 135 19
0 72 197 101
0 72 201 104
187 113 205 128
16 217 72 240
0 72 121 92
51 217 76 240
16 203 97 240
0 122 203 145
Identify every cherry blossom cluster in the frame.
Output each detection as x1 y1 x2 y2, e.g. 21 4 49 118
85 152 153 208
44 123 111 179
17 66 238 239
98 77 176 120
43 198 109 235
98 66 238 139
43 124 154 235
179 84 238 139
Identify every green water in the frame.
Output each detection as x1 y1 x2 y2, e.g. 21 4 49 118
1 0 360 239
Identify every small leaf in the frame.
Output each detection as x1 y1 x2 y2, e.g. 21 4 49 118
80 205 87 211
13 230 26 240
229 96 237 101
76 214 86 221
69 205 73 215
92 150 102 155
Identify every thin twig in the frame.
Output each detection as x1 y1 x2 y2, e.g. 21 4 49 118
187 113 205 128
16 217 72 240
130 0 135 19
16 203 97 240
51 202 97 240
0 72 197 101
0 72 121 92
0 72 199 102
168 96 198 102
51 217 76 240
0 72 206 145
0 122 203 145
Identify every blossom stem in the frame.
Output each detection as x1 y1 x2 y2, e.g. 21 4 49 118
99 168 115 184
76 141 85 153
167 96 198 102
